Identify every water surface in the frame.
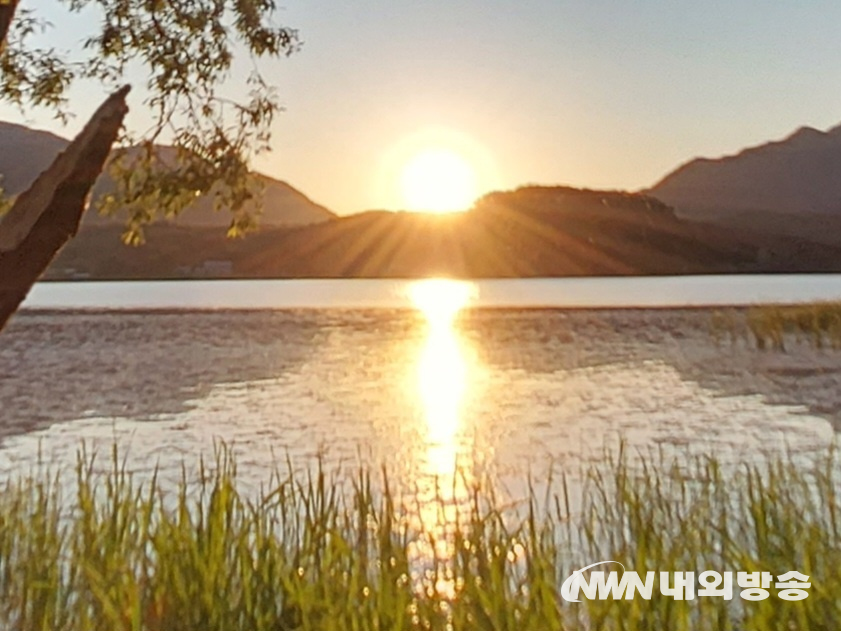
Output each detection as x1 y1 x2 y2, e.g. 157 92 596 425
23 274 841 310
2 278 837 504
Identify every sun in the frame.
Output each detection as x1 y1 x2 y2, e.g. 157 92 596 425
400 148 478 213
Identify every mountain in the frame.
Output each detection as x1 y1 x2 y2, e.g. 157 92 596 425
10 118 841 279
0 121 334 227
83 170 335 229
48 185 811 279
648 123 841 243
0 122 70 194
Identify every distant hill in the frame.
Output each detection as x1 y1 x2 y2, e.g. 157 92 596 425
49 185 841 280
0 121 334 227
10 117 841 278
0 122 70 194
648 123 841 244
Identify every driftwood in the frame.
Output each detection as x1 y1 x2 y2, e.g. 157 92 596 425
0 86 130 330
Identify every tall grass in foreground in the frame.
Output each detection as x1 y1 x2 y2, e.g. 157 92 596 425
712 302 841 351
1 447 841 630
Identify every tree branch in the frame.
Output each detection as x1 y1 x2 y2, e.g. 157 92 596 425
0 85 130 330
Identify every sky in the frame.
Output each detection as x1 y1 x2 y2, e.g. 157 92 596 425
4 0 841 215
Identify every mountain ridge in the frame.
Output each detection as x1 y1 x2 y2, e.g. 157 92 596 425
47 185 837 279
0 121 335 228
648 121 841 222
7 119 841 277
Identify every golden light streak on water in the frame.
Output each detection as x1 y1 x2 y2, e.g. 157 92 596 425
409 278 476 451
407 278 478 598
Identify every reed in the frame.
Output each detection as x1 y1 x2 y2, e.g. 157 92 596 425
0 445 839 629
710 302 841 351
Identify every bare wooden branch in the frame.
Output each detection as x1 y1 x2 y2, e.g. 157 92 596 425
0 85 130 330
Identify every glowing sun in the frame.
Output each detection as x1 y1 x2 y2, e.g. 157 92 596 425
400 149 478 213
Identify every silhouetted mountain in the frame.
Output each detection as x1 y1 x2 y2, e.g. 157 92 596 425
0 122 334 227
49 185 840 280
11 118 841 278
648 123 841 244
0 122 69 194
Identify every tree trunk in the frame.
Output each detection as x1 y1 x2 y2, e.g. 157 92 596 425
0 0 19 51
0 86 130 330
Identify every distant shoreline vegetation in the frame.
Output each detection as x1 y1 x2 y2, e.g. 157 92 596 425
713 302 841 351
1 446 839 629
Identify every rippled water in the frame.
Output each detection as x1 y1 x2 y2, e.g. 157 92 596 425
1 280 836 505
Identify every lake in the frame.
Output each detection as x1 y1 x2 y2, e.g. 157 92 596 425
1 276 840 508
22 274 841 310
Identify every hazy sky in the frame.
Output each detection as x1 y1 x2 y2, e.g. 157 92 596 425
5 0 841 214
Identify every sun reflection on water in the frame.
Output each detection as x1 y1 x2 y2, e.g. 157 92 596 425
409 278 476 454
407 278 478 598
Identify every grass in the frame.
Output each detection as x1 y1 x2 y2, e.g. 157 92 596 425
1 445 840 630
712 302 841 351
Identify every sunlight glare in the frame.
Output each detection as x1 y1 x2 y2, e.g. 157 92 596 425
409 279 476 445
410 278 474 331
407 279 478 598
400 149 478 213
